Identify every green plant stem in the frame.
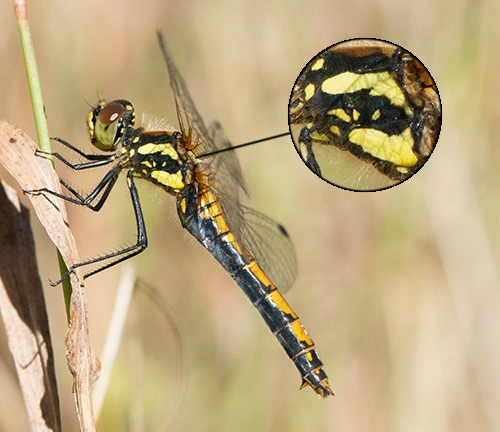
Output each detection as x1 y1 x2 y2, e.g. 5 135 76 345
14 0 71 321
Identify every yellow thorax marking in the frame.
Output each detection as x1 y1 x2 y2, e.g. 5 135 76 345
137 143 179 160
179 197 187 214
150 170 184 190
311 58 325 70
348 127 418 167
304 83 316 101
327 108 351 122
310 131 329 141
322 71 407 108
330 125 340 136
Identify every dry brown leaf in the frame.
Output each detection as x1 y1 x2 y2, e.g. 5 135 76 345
0 120 100 432
0 176 61 431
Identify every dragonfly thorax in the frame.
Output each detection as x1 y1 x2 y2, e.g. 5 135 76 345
127 129 187 193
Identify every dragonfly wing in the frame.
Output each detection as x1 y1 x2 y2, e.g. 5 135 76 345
158 34 248 246
240 206 298 292
158 33 226 156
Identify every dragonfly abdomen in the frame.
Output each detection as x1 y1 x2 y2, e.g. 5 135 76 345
177 183 333 397
234 259 333 397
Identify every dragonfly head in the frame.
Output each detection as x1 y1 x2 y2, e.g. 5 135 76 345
88 99 136 152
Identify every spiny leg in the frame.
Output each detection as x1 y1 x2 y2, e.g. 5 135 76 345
26 164 122 211
58 171 121 212
52 136 115 162
35 149 116 170
35 137 117 170
34 137 119 205
50 170 148 285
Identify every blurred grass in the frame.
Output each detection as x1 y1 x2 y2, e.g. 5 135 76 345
1 0 500 430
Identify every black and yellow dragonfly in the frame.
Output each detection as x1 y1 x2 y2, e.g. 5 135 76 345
32 32 333 397
289 39 441 191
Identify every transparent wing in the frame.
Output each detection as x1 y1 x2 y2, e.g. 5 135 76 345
204 121 248 240
208 124 297 292
241 206 298 292
158 33 246 242
158 32 222 156
209 126 298 291
207 121 246 195
158 32 297 291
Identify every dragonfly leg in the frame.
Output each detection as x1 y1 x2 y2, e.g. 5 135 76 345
298 126 323 177
52 136 116 162
35 137 117 170
50 170 148 285
25 165 122 211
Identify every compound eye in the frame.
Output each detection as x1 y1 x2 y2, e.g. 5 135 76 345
97 102 124 127
90 101 125 151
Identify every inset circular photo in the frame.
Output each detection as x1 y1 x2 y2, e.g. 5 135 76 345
289 39 441 191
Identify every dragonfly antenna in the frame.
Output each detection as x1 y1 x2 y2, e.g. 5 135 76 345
200 132 290 158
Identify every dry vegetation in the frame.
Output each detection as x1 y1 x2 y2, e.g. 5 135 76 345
1 0 500 430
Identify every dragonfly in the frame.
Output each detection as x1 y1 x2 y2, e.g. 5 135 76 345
32 32 333 397
289 39 441 190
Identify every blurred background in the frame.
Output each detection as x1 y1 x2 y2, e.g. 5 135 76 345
1 0 500 430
